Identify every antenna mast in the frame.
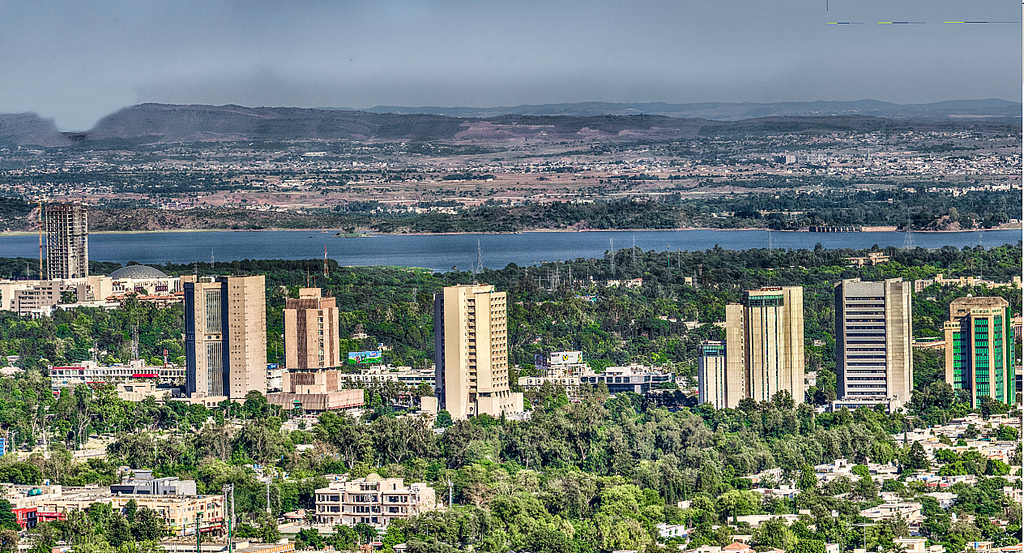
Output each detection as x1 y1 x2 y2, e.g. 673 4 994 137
323 245 329 278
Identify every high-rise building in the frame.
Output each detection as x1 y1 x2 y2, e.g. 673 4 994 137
434 284 523 419
834 278 913 411
184 275 266 399
44 204 89 280
698 340 731 408
284 288 340 370
944 296 1013 407
724 286 805 404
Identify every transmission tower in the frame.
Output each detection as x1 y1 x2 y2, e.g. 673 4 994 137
476 240 483 276
609 239 615 276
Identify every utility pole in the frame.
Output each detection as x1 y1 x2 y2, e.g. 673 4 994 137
266 468 271 515
196 511 203 553
223 484 234 553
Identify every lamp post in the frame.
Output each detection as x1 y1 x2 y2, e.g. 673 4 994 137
195 511 203 553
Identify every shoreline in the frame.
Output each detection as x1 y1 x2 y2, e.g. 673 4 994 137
1 226 1019 237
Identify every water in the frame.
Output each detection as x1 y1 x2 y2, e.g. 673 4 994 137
0 229 1019 271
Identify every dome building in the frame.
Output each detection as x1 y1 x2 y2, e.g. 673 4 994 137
108 264 183 299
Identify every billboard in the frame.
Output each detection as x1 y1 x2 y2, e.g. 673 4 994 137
347 351 383 364
550 351 582 365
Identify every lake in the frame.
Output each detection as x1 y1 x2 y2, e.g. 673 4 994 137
0 229 1019 271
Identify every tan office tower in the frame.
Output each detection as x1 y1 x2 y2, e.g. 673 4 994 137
45 204 89 280
284 288 340 370
944 296 1013 407
834 278 913 411
434 284 523 419
698 340 731 408
725 286 805 404
185 275 267 399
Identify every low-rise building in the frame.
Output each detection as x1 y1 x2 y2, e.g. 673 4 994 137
314 473 438 530
656 523 689 539
0 481 220 536
111 469 197 496
846 252 890 267
859 501 922 524
50 360 185 394
267 388 364 413
336 365 436 388
578 365 675 394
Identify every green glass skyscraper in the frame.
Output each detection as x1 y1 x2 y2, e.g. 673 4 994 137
944 296 1014 407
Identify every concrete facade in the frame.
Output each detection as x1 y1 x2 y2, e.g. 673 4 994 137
185 275 267 399
314 474 437 530
283 288 340 371
434 284 522 419
725 286 805 404
44 203 89 280
835 278 913 411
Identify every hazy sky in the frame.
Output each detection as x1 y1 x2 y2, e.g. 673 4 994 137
1 0 1019 130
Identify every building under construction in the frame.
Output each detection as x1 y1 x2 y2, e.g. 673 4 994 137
44 203 89 280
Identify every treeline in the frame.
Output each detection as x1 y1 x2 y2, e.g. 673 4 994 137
3 185 1019 233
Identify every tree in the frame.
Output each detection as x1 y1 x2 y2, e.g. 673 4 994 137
130 508 164 542
906 441 929 471
996 425 1018 441
753 517 795 551
797 464 817 491
0 499 17 532
296 528 325 549
0 529 16 553
434 410 454 429
789 539 826 553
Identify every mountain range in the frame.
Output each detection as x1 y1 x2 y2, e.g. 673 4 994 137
0 99 1018 146
344 99 1021 120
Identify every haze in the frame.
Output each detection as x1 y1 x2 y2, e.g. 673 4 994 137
1 0 1019 131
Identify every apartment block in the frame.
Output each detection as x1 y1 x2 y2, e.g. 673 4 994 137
834 278 913 411
944 296 1014 407
185 275 266 399
44 203 89 280
314 474 437 530
434 284 522 419
725 286 805 404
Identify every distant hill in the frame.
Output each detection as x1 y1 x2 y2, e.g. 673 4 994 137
0 113 69 147
77 104 720 143
350 99 1022 120
0 101 1019 146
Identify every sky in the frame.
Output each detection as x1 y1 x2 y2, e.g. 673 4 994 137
0 0 1019 130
